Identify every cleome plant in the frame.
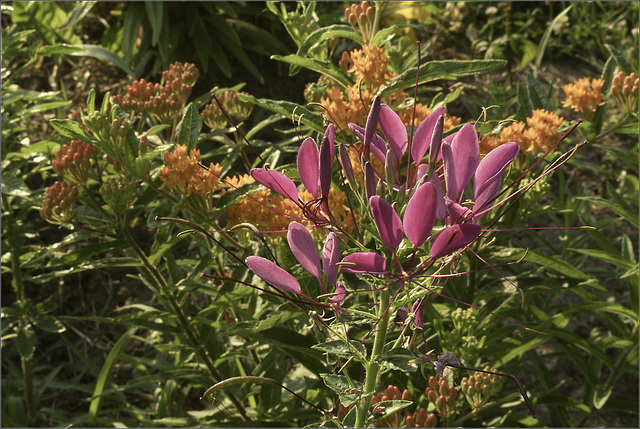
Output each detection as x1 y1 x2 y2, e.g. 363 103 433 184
2 2 637 428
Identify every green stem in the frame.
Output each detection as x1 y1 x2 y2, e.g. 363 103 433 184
2 194 37 424
593 113 630 141
120 226 249 421
355 289 391 427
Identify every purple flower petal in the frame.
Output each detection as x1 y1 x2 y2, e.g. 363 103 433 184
403 182 437 248
319 135 332 198
450 123 480 196
339 143 354 183
324 123 336 164
472 179 501 222
429 174 447 221
430 223 481 260
251 168 299 203
246 256 302 295
442 142 458 198
474 141 520 200
369 195 404 251
322 232 340 286
364 161 377 201
411 107 445 165
429 114 445 166
444 196 472 224
340 252 387 274
287 221 321 279
350 124 386 163
328 281 346 304
297 137 319 198
365 96 381 152
379 104 407 163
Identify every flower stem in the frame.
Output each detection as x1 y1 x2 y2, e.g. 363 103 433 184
355 288 391 427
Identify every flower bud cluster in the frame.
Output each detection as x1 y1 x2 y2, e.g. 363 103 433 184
611 71 639 114
201 91 253 131
112 79 160 115
113 62 200 124
562 77 605 120
345 2 375 41
460 366 504 411
40 181 78 225
425 376 457 423
99 176 136 213
370 384 438 428
440 308 484 365
52 140 93 185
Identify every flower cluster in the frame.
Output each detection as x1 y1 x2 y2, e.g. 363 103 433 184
100 176 136 213
52 140 93 185
201 91 253 131
611 71 639 114
344 1 375 43
159 144 222 212
562 77 605 120
40 181 78 225
481 109 564 154
460 366 505 412
425 376 457 425
319 44 461 133
113 62 199 124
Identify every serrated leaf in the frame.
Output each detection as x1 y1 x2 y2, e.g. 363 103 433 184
320 373 362 394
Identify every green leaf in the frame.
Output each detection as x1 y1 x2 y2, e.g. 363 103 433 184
320 373 362 395
176 103 202 151
49 119 94 142
88 328 136 426
58 1 97 30
144 2 164 46
526 73 549 110
86 88 96 116
378 59 507 98
16 324 36 359
525 250 591 280
1 174 31 197
312 339 367 361
605 44 635 74
237 94 325 136
32 314 66 333
122 2 145 64
534 5 572 76
291 24 359 75
36 44 83 56
66 44 134 78
271 54 353 89
370 400 413 424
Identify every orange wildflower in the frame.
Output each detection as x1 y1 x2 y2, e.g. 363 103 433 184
562 77 605 120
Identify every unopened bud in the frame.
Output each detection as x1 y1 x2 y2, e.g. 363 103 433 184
426 413 437 427
402 389 411 401
426 388 437 402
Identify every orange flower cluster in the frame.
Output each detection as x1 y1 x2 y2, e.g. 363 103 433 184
223 174 357 238
321 44 461 133
159 144 222 212
481 109 564 154
562 77 605 120
397 103 462 132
